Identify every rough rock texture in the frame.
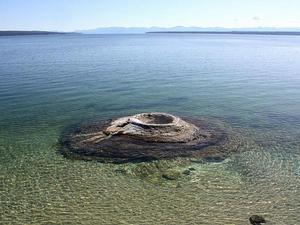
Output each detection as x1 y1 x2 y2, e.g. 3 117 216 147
249 215 266 225
104 113 200 143
60 112 227 163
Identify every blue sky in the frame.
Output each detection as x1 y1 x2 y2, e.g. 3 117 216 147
1 0 300 31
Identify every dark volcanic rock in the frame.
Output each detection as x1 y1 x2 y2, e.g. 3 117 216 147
59 112 228 163
162 170 181 180
249 215 266 224
182 170 191 175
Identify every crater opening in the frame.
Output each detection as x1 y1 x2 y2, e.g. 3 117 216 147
137 113 174 125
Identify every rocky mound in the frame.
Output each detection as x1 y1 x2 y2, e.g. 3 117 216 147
59 112 227 163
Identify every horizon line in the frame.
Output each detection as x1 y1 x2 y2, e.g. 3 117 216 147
2 26 300 33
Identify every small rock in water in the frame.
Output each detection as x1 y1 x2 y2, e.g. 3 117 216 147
203 156 224 163
249 215 266 225
162 170 180 180
182 170 191 175
114 168 127 174
188 167 196 171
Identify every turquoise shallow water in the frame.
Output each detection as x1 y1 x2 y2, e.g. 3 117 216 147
1 34 300 224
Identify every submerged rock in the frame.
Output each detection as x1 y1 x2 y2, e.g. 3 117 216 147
60 112 229 163
182 169 191 175
249 215 266 225
162 170 181 180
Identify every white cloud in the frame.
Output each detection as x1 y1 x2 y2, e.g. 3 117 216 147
252 17 261 21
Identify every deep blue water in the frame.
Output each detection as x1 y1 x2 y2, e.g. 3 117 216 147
1 34 300 224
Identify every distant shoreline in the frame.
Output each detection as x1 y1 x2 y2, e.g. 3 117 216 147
0 31 79 36
147 31 300 36
2 30 300 36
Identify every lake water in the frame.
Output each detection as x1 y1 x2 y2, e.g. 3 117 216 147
1 34 300 225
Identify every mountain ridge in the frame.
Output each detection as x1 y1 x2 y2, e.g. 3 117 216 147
77 26 300 34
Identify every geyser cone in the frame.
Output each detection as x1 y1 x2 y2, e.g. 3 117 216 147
59 112 227 163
